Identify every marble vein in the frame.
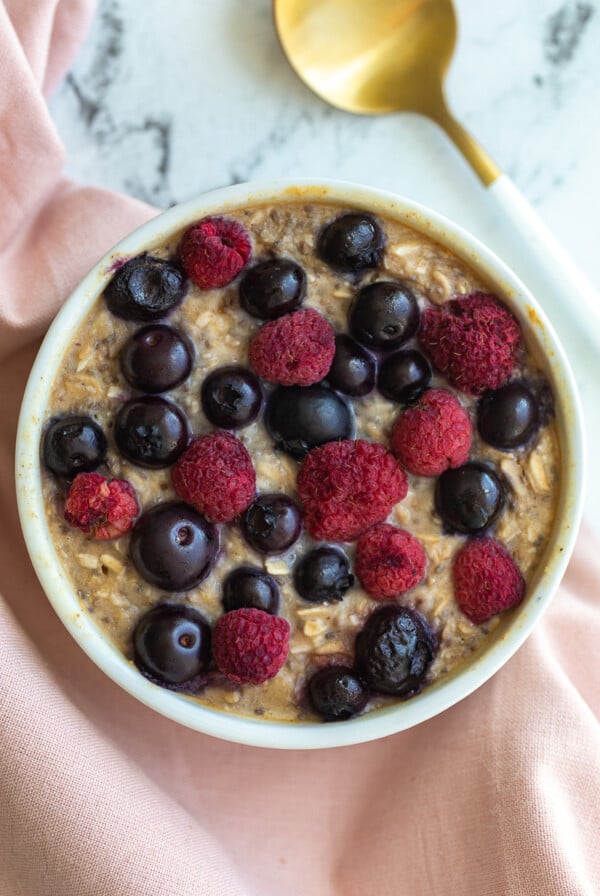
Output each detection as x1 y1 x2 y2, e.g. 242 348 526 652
544 2 595 66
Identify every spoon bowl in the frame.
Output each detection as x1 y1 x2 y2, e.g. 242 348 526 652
274 0 498 183
274 0 456 118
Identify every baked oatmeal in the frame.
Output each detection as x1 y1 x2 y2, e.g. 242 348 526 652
40 201 560 722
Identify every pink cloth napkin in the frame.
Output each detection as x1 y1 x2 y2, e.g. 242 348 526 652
1 3 599 894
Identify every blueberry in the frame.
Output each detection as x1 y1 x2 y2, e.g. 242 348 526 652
201 366 263 429
326 334 376 397
308 666 369 721
42 415 107 477
120 324 193 393
133 604 211 685
377 350 431 403
242 494 302 554
104 255 187 321
239 258 306 319
355 605 436 696
114 396 190 468
130 501 218 591
222 566 280 614
265 384 353 459
294 547 354 603
350 281 420 350
317 214 384 272
435 462 505 534
477 382 540 449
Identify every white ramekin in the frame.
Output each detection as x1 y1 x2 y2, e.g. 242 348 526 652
15 179 585 749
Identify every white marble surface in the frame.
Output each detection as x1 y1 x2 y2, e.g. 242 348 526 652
50 0 600 530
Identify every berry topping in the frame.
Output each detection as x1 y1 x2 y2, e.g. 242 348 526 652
477 382 540 449
201 366 263 430
355 605 436 696
179 216 251 289
355 524 426 599
297 440 408 542
104 255 187 321
212 608 290 685
130 501 218 591
43 415 107 478
222 566 280 615
293 547 354 603
435 462 505 534
349 281 420 351
120 325 193 393
114 396 190 468
326 334 376 397
419 292 521 394
249 308 335 386
265 384 353 460
453 538 525 624
390 389 472 477
241 493 302 554
317 213 384 272
172 432 256 523
133 604 211 685
377 350 431 404
308 666 369 721
64 472 138 539
239 258 306 319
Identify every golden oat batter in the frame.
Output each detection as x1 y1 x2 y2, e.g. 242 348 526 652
40 201 560 722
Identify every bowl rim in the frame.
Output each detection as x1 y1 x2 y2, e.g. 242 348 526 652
15 177 586 749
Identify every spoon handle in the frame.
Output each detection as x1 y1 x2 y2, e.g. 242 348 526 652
486 174 600 486
488 174 600 354
438 108 600 381
438 110 600 339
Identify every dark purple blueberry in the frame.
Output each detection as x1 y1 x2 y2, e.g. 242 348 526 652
114 396 190 468
239 258 306 319
104 255 187 321
133 604 211 685
265 384 353 460
241 494 302 554
120 325 193 393
355 606 436 697
326 334 376 396
201 366 263 429
130 501 218 591
435 462 505 534
222 566 280 614
377 350 431 403
294 547 354 603
308 666 369 721
350 281 420 351
317 213 384 272
42 415 107 477
477 382 540 449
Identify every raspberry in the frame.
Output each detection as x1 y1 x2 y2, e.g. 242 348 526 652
419 292 521 394
453 538 525 624
297 440 408 542
179 217 251 289
390 389 472 477
356 524 426 599
212 608 291 685
172 431 256 523
64 472 139 539
249 308 335 386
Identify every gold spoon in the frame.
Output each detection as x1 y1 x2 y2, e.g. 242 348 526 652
274 0 499 185
273 0 600 355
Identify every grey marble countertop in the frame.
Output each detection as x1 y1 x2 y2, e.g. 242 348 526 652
50 0 600 528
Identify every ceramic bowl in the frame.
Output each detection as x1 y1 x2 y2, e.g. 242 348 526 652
15 179 585 749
